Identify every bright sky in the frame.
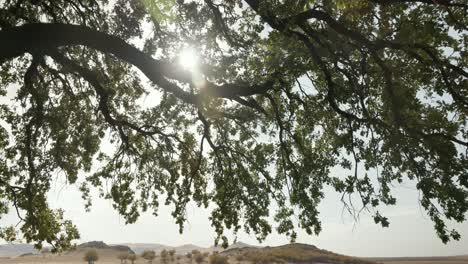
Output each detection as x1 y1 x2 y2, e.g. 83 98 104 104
2 168 468 257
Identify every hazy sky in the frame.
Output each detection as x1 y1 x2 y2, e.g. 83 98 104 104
2 173 468 258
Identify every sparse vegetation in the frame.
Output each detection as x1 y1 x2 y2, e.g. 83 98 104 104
84 249 99 264
237 244 375 264
142 250 156 264
118 252 129 264
235 254 245 261
128 253 137 264
243 252 279 264
209 253 229 264
169 249 176 261
194 252 205 264
161 249 169 263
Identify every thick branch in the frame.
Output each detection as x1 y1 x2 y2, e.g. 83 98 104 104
0 23 274 105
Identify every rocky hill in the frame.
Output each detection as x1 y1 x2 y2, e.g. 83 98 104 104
222 243 377 264
76 241 134 254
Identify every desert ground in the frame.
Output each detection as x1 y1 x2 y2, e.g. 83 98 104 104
1 243 467 264
368 255 468 264
3 253 468 264
1 250 222 264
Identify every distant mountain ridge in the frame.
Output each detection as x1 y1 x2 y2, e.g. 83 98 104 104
0 244 38 257
0 241 238 257
120 241 254 254
3 241 465 262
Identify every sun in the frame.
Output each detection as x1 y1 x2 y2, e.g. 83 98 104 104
178 47 198 70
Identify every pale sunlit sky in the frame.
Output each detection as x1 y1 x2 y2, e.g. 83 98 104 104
2 170 468 258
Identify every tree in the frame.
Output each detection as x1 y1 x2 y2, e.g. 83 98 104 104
118 252 129 264
142 250 156 264
128 253 137 264
161 249 169 263
0 0 467 250
168 249 176 261
84 249 99 264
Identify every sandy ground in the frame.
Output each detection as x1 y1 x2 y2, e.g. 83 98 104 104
379 262 468 264
371 255 468 264
0 249 169 264
2 250 468 264
1 250 224 264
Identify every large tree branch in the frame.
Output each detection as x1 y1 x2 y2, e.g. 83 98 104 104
0 23 195 102
0 23 274 105
47 50 185 145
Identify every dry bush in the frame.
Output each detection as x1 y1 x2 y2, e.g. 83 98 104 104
118 252 129 263
235 254 245 261
169 249 176 260
209 254 229 264
142 250 156 264
84 249 99 264
243 252 279 264
161 249 170 263
128 253 137 264
195 253 205 264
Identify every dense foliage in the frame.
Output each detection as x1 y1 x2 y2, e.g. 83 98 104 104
0 0 467 251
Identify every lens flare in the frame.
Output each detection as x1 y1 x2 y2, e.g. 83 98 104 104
178 47 198 70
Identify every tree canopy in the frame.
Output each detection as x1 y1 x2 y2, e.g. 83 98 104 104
0 0 467 251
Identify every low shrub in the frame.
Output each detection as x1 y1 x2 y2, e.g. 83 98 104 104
142 250 156 264
118 252 129 263
235 254 245 261
194 253 205 264
84 249 99 264
128 253 137 264
209 254 229 264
